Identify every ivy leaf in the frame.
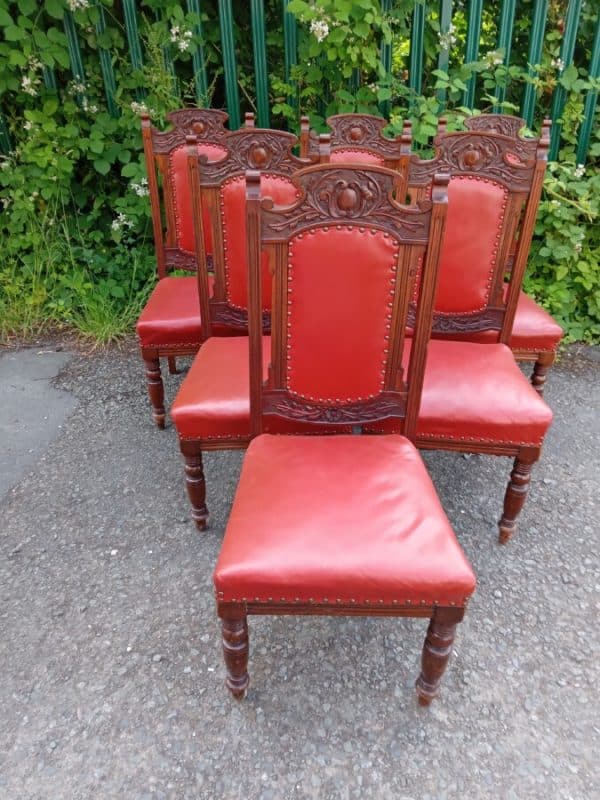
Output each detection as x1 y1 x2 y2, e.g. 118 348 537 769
93 159 111 175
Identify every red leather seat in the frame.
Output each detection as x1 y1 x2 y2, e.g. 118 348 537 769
214 434 476 606
137 276 211 349
171 336 552 445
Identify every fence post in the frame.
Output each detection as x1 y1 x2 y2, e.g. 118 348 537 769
493 0 516 111
63 10 85 97
218 0 241 128
282 0 298 111
187 0 210 105
521 0 549 128
463 0 483 109
379 0 392 116
549 0 583 160
94 2 118 117
122 0 145 100
576 12 600 165
251 0 270 127
409 1 426 97
436 0 454 108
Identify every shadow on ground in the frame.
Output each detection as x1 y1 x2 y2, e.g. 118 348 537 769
0 342 598 799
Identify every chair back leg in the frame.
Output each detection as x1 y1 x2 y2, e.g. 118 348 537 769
221 610 250 699
416 607 464 705
143 356 166 429
498 448 539 543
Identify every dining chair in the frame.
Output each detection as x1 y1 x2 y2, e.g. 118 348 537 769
456 114 563 394
137 109 253 427
213 165 476 704
171 128 308 529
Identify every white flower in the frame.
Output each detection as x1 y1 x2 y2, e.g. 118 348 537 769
310 19 329 43
551 57 566 72
131 101 149 116
21 75 38 96
24 120 33 131
131 178 149 197
184 30 193 39
438 23 457 51
0 160 10 171
574 164 585 178
89 104 98 114
68 80 87 95
177 39 189 52
68 0 90 11
574 242 582 253
112 212 134 231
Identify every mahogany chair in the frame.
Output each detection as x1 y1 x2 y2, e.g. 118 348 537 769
456 114 563 393
186 127 308 337
300 112 412 171
213 165 476 703
137 109 255 427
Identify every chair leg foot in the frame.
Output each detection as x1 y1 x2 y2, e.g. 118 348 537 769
168 356 178 375
222 616 249 699
530 352 555 397
498 456 534 544
183 451 209 530
143 357 166 429
415 612 458 705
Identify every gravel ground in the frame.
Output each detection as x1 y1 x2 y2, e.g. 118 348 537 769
0 340 598 800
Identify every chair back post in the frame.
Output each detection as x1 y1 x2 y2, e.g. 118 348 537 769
318 133 331 163
500 118 551 344
437 117 448 136
299 114 310 159
404 172 450 439
141 113 167 279
244 111 256 128
245 170 264 438
187 133 212 341
398 120 413 198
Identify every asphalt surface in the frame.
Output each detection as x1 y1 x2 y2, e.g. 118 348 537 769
0 341 598 800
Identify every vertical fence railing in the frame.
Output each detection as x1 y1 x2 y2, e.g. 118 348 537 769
187 0 209 105
379 0 393 116
94 2 118 117
549 0 583 159
493 0 516 111
282 0 298 111
436 0 454 107
251 0 270 127
521 0 549 128
576 13 600 165
463 0 483 108
217 0 241 129
409 2 426 97
63 9 85 100
122 0 145 100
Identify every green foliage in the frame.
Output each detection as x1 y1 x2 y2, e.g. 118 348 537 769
0 0 598 344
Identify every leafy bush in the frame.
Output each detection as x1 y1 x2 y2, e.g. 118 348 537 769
0 0 598 343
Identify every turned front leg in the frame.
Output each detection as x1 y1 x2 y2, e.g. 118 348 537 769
183 451 209 530
530 351 555 397
415 610 460 705
221 615 249 699
143 356 166 429
498 453 537 544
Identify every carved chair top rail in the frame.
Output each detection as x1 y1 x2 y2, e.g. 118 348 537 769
409 130 548 191
302 112 411 159
193 128 309 184
258 162 433 243
142 108 231 155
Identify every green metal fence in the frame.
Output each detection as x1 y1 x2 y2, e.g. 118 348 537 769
0 0 598 162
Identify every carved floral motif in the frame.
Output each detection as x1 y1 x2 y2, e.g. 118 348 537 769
151 109 229 154
263 391 405 424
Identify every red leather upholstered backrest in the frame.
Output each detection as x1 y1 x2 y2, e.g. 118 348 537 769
330 149 385 165
170 142 227 254
285 227 398 401
221 174 297 311
435 176 508 313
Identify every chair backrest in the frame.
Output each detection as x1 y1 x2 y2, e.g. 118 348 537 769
407 123 550 342
300 113 412 171
463 113 527 138
187 128 308 336
141 108 232 277
245 164 450 440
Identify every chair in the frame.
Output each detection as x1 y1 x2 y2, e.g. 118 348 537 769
458 114 563 394
137 109 253 427
299 112 412 172
213 165 476 703
171 128 307 528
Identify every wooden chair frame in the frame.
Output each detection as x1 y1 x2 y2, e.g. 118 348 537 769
300 112 412 172
405 126 552 542
217 165 463 705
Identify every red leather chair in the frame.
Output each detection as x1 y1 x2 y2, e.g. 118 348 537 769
137 108 230 427
213 165 476 703
299 112 412 173
137 110 258 427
